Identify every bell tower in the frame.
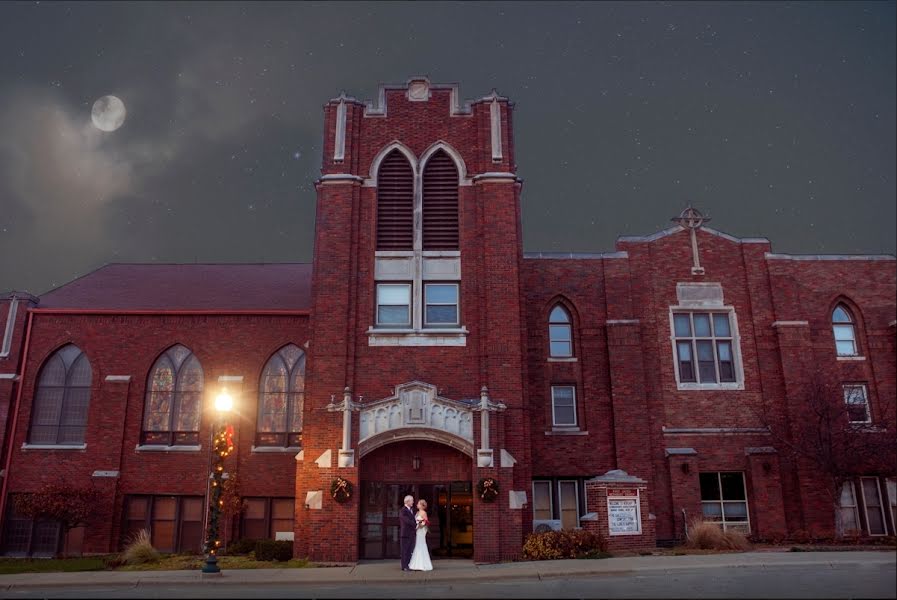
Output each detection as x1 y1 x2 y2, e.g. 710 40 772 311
297 77 531 563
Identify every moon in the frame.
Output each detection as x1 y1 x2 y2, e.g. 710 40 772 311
91 95 126 132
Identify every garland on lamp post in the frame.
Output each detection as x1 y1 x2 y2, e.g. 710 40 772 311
202 424 234 574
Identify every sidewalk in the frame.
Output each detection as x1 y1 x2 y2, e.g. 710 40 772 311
1 551 894 590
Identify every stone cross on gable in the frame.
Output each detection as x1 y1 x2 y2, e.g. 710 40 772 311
671 206 711 275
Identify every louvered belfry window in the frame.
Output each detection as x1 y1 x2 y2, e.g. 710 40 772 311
422 150 459 250
376 150 414 250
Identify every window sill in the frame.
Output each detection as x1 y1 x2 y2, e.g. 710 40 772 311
135 444 202 452
836 356 866 361
251 446 302 453
545 428 588 436
367 326 468 347
547 357 577 363
676 382 744 391
22 443 86 451
849 423 886 432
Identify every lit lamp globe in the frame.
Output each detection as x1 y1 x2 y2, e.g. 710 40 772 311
215 390 233 413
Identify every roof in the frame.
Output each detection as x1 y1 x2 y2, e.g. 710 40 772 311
36 263 313 312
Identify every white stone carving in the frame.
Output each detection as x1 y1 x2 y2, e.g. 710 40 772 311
500 449 517 468
358 382 474 444
490 96 503 161
315 449 332 468
305 491 322 510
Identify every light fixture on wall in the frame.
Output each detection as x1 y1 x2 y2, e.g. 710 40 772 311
412 456 421 472
680 462 690 474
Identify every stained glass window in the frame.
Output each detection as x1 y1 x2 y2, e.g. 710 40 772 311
257 344 305 447
142 345 203 446
28 344 92 445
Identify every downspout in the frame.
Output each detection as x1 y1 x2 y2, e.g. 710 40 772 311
0 309 34 536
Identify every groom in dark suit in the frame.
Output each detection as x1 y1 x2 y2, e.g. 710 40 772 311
399 494 416 571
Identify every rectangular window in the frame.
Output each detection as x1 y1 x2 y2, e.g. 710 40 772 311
376 284 411 326
843 384 871 424
887 478 897 535
532 481 552 522
424 283 459 326
241 497 296 540
558 480 579 530
550 386 577 427
700 472 750 532
672 311 738 385
121 495 203 553
837 481 861 535
860 478 887 536
1 495 61 557
833 324 857 356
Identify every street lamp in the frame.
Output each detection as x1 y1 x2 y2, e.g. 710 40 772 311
202 388 235 574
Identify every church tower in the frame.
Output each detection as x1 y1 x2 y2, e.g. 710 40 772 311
295 77 531 562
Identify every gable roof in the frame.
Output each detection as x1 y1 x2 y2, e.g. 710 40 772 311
36 263 313 312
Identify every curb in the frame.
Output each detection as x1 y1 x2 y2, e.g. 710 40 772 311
2 553 894 590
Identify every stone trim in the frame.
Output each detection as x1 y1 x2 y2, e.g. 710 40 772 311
218 375 244 383
318 174 365 185
92 470 120 478
104 375 131 382
0 373 19 381
472 172 519 183
664 447 698 456
547 357 578 363
765 252 895 261
618 225 770 245
663 427 769 435
744 447 777 455
523 251 629 260
587 469 647 484
135 444 201 452
772 321 810 327
251 446 302 453
837 356 866 361
607 319 640 325
367 327 468 347
22 443 87 451
357 427 474 459
544 429 588 436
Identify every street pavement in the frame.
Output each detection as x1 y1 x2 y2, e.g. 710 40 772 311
0 551 894 594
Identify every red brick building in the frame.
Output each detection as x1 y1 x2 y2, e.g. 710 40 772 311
0 78 894 562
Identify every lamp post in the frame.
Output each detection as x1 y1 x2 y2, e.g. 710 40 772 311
201 388 235 574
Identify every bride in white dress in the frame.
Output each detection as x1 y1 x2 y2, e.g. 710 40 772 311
408 499 433 571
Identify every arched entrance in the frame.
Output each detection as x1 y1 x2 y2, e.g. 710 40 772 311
359 440 473 559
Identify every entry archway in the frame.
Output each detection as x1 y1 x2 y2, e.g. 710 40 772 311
359 440 473 560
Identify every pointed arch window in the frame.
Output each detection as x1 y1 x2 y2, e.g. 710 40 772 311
376 150 414 251
422 149 459 250
548 305 573 358
142 345 203 446
257 344 306 448
28 344 92 445
832 305 859 357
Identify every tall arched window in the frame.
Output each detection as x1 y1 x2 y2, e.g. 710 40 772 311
142 345 203 446
29 344 92 445
832 305 858 357
257 344 306 448
376 149 414 251
548 305 573 358
422 149 459 250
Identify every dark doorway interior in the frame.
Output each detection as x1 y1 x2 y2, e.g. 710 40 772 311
359 480 473 559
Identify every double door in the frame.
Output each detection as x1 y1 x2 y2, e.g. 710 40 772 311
359 481 472 559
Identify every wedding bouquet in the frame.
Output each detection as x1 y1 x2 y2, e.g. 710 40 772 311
416 516 430 530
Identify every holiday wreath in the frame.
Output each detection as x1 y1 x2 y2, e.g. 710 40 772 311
477 477 499 503
331 477 353 503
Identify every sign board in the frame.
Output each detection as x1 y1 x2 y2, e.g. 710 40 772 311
607 492 642 536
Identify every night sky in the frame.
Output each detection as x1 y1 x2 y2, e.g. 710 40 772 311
1 1 894 295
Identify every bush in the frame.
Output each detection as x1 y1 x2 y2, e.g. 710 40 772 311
523 529 607 561
254 540 293 562
686 520 751 551
225 538 261 555
121 529 161 565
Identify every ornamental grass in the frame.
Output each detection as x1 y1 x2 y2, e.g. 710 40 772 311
121 529 161 565
686 519 751 551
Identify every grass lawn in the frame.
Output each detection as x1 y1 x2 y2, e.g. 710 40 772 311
0 554 311 575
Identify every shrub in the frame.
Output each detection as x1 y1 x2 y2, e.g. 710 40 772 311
121 529 161 565
254 540 293 562
225 538 261 555
686 520 751 551
523 529 607 560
